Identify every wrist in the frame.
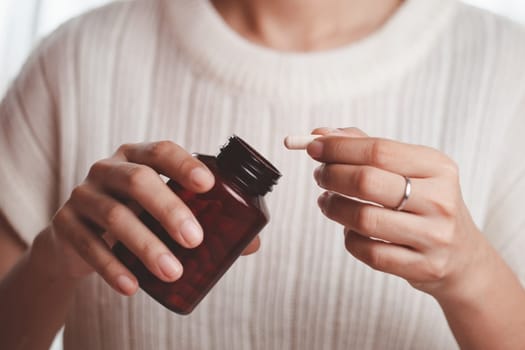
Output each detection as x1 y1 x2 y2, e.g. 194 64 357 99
433 237 513 308
431 236 525 350
28 228 81 288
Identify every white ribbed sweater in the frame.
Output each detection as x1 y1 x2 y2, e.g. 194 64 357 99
1 0 525 349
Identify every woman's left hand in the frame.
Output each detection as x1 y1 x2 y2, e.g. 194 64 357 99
308 127 493 300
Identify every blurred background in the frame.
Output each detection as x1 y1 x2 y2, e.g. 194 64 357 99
2 0 525 96
1 0 525 349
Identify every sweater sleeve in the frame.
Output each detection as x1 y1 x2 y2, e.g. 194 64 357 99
0 39 60 244
482 95 525 285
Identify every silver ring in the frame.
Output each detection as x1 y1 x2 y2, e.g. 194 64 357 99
394 176 411 211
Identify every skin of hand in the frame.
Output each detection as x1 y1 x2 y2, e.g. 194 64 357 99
307 127 496 300
307 127 525 349
42 141 260 296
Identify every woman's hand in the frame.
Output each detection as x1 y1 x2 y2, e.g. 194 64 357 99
307 127 525 349
41 141 260 296
308 128 492 300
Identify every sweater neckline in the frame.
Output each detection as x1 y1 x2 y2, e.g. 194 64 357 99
164 0 458 101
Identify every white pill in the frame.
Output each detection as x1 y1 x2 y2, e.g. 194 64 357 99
283 135 321 150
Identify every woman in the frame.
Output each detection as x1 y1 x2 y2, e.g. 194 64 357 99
1 0 525 348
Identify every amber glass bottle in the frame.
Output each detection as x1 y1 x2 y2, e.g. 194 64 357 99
113 136 281 314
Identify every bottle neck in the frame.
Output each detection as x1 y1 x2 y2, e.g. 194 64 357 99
216 136 281 196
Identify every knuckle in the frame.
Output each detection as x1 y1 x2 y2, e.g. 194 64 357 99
354 167 381 195
53 208 72 229
177 155 198 176
100 257 120 278
421 228 442 248
88 160 110 179
426 258 448 281
418 226 437 245
367 248 386 271
70 184 89 203
369 140 391 167
318 164 332 187
76 233 95 257
321 193 336 216
430 195 458 217
418 216 457 249
432 223 455 247
355 205 377 234
158 201 183 226
440 158 460 178
344 231 354 251
148 140 175 160
137 238 160 260
116 143 133 155
126 165 156 189
104 204 128 229
341 127 366 137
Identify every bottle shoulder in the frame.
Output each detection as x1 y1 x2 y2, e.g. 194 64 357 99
194 154 268 219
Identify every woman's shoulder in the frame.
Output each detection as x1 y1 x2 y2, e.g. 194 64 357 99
25 0 167 98
36 0 164 68
451 3 525 69
54 0 162 35
454 2 525 37
444 3 525 106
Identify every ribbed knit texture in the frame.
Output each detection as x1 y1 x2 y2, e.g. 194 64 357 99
1 0 525 349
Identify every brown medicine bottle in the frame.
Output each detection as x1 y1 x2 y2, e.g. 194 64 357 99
113 136 281 314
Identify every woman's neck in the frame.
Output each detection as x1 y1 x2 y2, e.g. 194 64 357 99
211 0 403 51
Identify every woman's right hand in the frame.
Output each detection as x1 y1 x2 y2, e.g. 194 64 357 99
43 141 216 296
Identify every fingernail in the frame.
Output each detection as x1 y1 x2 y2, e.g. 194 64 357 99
158 253 182 280
307 140 323 158
311 127 340 135
116 275 136 294
180 219 203 247
190 167 213 188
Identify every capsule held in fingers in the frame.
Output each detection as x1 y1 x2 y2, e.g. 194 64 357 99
284 135 321 150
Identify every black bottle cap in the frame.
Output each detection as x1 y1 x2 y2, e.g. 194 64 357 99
217 135 281 196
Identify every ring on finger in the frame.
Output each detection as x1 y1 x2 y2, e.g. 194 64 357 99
394 176 411 211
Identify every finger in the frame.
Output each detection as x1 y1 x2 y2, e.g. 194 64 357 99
69 185 184 282
307 137 455 178
241 236 260 255
53 207 138 296
285 128 366 150
318 192 428 249
336 127 368 137
311 127 368 137
87 162 203 247
344 230 427 281
117 141 214 193
311 127 367 138
314 164 430 213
